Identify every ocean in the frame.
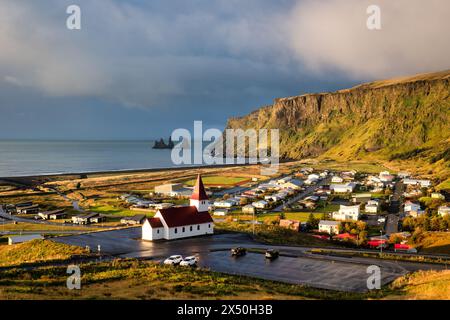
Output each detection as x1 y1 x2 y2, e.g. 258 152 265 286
0 140 191 177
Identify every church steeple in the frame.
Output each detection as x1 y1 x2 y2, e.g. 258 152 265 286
190 174 209 212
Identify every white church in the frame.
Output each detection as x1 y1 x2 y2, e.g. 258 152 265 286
142 175 214 241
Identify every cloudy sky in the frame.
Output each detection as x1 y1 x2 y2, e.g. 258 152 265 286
0 0 449 140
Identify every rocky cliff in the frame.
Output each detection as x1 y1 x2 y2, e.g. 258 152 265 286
225 70 450 168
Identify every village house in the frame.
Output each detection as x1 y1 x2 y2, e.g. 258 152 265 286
154 183 192 197
279 179 304 190
364 200 379 214
404 201 421 213
431 192 445 200
142 175 214 241
318 220 340 235
213 199 236 208
438 206 450 217
38 209 67 220
331 176 344 183
330 183 356 193
16 204 39 215
332 204 360 221
403 178 431 188
279 219 301 232
120 214 146 225
252 200 268 209
352 193 372 204
242 204 256 214
72 212 106 225
213 208 229 216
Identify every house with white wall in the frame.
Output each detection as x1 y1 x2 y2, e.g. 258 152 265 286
319 220 340 235
142 175 214 241
332 204 360 221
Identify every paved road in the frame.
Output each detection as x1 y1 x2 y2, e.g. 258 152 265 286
272 178 330 212
51 229 445 292
384 181 405 235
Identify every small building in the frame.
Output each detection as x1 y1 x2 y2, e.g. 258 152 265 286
318 220 340 235
332 204 360 221
330 183 356 193
438 206 450 217
331 176 344 183
213 208 229 216
153 203 174 210
8 234 44 245
365 201 379 214
280 179 304 190
38 209 66 220
16 204 39 214
213 200 235 208
404 201 421 213
352 193 372 204
72 212 105 225
120 214 146 225
279 219 301 232
242 205 256 214
431 193 445 200
154 183 191 197
252 200 268 209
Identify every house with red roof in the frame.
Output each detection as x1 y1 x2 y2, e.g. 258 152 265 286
142 175 214 240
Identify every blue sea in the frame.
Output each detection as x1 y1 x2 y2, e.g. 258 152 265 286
0 140 194 177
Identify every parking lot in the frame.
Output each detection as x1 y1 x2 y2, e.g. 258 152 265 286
51 228 443 293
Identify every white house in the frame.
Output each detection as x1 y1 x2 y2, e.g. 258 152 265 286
213 200 236 208
307 174 320 181
330 183 356 193
142 175 214 241
331 176 344 183
431 193 445 200
332 204 360 221
318 220 340 235
404 202 421 213
252 200 268 209
438 206 450 217
277 176 292 184
403 178 431 188
365 200 379 213
280 179 304 190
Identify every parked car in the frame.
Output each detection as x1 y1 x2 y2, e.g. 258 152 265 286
34 215 42 220
265 249 279 260
163 255 183 265
231 247 246 257
180 256 198 267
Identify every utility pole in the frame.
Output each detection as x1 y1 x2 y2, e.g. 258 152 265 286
380 229 383 257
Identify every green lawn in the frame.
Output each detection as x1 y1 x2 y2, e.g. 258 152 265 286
184 176 249 186
256 212 323 222
89 205 151 217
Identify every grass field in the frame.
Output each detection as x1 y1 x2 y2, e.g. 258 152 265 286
436 178 450 191
255 212 323 223
388 270 450 300
0 239 89 267
0 222 100 232
184 175 249 186
88 205 149 217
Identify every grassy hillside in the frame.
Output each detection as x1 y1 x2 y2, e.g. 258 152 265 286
225 70 450 179
0 257 448 300
0 240 89 267
388 270 450 300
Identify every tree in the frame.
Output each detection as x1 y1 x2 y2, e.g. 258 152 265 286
430 217 441 231
389 234 403 244
357 230 368 246
76 182 81 189
307 213 318 230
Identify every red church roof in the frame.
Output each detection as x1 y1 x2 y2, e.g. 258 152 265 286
148 217 163 228
191 174 208 200
158 206 213 228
